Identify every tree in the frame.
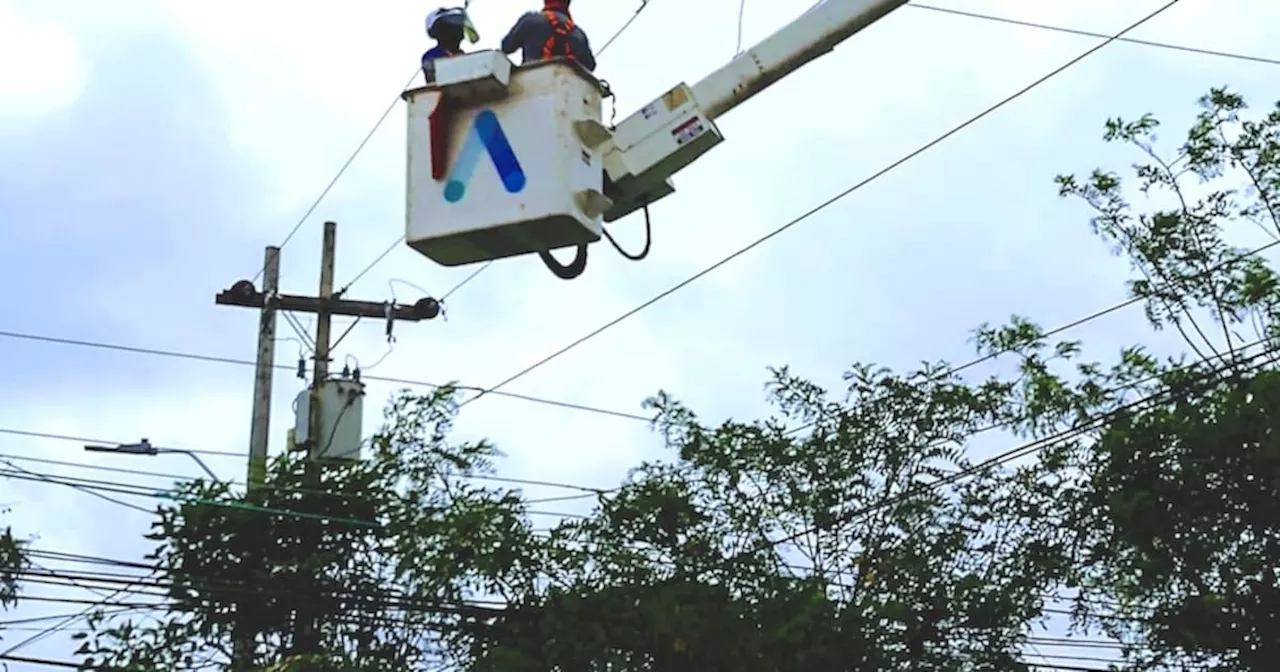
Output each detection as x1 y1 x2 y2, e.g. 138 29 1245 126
981 87 1280 670
76 388 541 670
1 507 30 642
74 376 1069 670
464 368 1068 671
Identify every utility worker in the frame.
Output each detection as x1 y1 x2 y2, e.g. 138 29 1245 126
499 0 597 73
422 7 479 73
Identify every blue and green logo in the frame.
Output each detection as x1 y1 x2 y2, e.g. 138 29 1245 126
444 109 527 203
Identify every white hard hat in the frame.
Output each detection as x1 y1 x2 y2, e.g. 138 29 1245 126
426 7 479 43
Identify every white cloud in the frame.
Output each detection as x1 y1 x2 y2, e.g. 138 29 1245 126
0 0 86 116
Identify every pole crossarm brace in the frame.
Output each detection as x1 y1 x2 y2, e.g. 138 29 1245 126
216 280 441 322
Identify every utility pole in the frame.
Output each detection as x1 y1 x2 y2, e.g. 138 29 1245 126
294 220 335 657
227 245 279 671
215 221 441 665
248 246 281 491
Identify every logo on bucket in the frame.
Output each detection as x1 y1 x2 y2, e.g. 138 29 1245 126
444 109 527 203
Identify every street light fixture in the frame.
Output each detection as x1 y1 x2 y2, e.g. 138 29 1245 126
84 439 219 482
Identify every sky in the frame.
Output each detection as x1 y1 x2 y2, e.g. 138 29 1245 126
1 0 1279 667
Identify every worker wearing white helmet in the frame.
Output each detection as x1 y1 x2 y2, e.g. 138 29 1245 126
422 7 479 72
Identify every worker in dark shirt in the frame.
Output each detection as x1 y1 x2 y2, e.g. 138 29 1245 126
422 7 479 74
499 0 597 73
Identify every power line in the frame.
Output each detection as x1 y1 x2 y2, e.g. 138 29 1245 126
0 451 600 506
12 341 1269 572
596 0 653 55
0 577 154 658
0 329 650 423
0 607 136 627
8 226 1279 447
14 546 1129 623
0 652 1127 672
736 0 748 54
457 0 1186 407
722 340 1278 575
0 654 85 669
0 429 612 500
9 560 1153 668
6 328 1253 515
0 467 393 527
250 67 422 284
0 459 150 515
1 460 598 528
909 3 1280 67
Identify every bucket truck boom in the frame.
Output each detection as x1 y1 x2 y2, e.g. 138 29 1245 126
600 0 908 222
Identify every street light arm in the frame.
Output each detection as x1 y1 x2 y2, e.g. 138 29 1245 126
167 450 218 482
84 442 219 482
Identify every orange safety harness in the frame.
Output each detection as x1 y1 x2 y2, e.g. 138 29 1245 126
540 9 577 62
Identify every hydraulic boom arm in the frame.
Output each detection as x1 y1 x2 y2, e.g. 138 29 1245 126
692 0 907 119
600 0 908 222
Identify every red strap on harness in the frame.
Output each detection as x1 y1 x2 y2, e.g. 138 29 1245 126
540 10 576 62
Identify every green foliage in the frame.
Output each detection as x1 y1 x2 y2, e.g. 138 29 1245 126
465 365 1060 670
1 507 30 637
1 507 30 654
995 87 1280 670
75 387 537 670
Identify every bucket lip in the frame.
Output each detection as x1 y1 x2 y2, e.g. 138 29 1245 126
514 57 607 93
403 52 607 101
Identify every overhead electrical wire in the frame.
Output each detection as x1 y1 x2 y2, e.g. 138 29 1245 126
12 564 501 614
736 0 748 54
3 556 1180 670
9 561 1160 669
250 67 423 284
2 332 1264 516
0 559 161 657
0 328 651 423
0 459 150 515
13 320 1254 500
14 546 1134 623
0 653 1133 672
5 333 1271 536
4 229 1278 461
720 341 1280 574
457 0 1188 407
13 373 1252 661
0 451 601 507
0 428 613 500
1 461 597 527
909 3 1280 67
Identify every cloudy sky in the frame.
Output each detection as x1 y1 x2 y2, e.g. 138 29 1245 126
2 0 1279 667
